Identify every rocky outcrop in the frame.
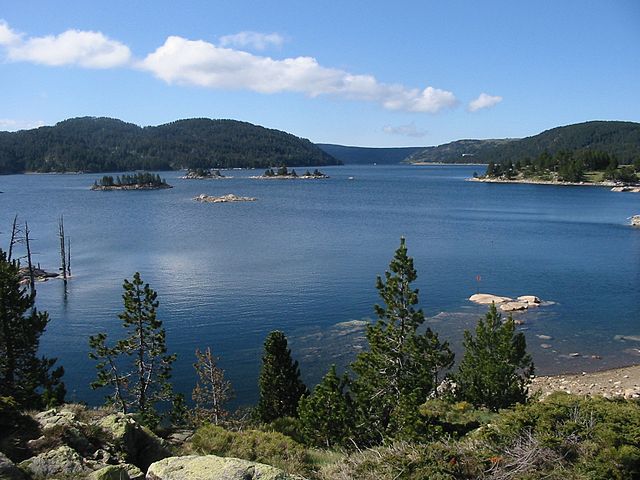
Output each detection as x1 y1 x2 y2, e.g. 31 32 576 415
500 301 529 312
19 445 92 479
97 413 171 471
468 293 513 305
194 194 256 203
0 452 26 480
146 455 290 480
469 293 543 311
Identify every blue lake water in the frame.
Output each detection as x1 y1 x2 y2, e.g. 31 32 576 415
1 165 639 406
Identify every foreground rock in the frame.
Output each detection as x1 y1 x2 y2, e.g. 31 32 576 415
0 452 26 480
147 455 290 480
194 194 256 203
19 445 92 479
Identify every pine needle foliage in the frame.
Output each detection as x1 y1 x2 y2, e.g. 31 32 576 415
351 237 454 443
456 302 534 411
256 331 307 423
89 272 176 426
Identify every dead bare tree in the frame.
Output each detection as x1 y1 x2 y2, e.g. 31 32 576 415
24 221 36 296
8 214 20 262
58 215 67 284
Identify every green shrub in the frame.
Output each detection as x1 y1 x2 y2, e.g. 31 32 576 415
263 416 306 445
191 424 311 476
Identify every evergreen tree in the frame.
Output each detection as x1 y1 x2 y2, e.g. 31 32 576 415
350 238 454 444
455 303 534 411
89 272 176 426
192 347 233 426
298 365 354 448
0 249 65 408
256 331 307 423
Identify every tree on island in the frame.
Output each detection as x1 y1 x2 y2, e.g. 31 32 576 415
255 331 308 423
89 272 177 426
455 303 534 411
350 238 454 443
0 249 65 408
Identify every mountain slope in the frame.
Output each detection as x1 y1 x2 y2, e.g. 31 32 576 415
408 121 640 164
0 117 340 174
317 144 423 165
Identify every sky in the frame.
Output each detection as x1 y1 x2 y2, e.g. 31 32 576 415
0 1 638 146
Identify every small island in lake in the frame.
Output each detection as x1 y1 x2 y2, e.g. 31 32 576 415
91 172 172 190
194 193 256 203
181 168 226 179
254 165 329 179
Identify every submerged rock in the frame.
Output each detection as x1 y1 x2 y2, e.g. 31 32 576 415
146 455 290 480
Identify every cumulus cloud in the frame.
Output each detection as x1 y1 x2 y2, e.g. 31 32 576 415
468 92 503 112
383 122 428 138
0 20 22 46
139 36 457 113
0 20 131 68
219 31 284 51
0 118 46 131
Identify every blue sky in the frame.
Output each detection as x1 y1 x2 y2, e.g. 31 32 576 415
1 1 638 146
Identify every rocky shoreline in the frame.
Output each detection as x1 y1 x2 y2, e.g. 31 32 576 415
194 194 256 203
532 363 640 400
469 176 618 188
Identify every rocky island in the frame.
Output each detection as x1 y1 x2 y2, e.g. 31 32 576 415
91 173 172 191
194 194 256 203
632 215 640 227
469 292 543 312
180 168 226 180
253 166 329 179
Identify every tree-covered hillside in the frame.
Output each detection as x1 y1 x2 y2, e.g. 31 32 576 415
0 117 340 174
408 121 640 165
317 144 423 164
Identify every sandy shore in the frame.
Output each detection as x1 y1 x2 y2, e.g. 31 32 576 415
531 364 640 399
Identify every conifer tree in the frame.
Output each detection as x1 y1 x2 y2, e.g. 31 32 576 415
0 249 65 408
192 347 233 426
89 272 176 426
256 331 307 423
298 365 354 448
455 303 534 411
351 238 454 443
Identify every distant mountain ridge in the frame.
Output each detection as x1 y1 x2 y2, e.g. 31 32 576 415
317 144 423 165
407 121 640 164
0 117 340 174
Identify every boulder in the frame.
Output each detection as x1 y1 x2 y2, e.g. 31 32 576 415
89 465 131 480
517 295 541 305
500 301 528 312
97 413 171 471
146 455 290 480
468 293 512 305
0 452 27 480
19 445 91 479
632 215 640 227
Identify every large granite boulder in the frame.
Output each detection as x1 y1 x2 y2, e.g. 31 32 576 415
146 455 290 480
0 452 26 480
19 445 92 479
468 293 513 304
97 413 171 471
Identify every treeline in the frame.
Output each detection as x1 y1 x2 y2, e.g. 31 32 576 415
409 120 640 165
0 117 340 174
486 149 640 183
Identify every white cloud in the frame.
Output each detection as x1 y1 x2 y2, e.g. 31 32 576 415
0 20 22 46
139 36 457 113
219 31 284 51
0 118 46 131
0 21 131 68
468 92 503 112
383 122 428 138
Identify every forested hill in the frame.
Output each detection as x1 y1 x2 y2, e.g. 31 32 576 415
0 117 340 174
317 144 423 164
407 121 640 164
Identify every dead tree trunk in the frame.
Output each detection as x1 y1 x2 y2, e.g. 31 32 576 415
67 237 71 277
24 221 36 296
8 214 19 262
58 216 67 284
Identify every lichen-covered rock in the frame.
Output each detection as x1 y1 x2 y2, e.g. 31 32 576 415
0 452 27 480
34 408 80 431
19 445 91 479
89 464 131 480
97 413 171 470
146 455 290 480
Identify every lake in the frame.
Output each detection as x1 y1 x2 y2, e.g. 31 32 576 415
1 165 639 406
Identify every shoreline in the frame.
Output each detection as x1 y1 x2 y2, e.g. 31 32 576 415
468 176 623 188
532 363 640 399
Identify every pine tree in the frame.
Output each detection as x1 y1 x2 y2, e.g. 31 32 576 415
256 331 307 423
0 249 65 408
89 272 176 426
455 303 534 411
298 365 354 448
192 347 233 426
351 237 454 443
